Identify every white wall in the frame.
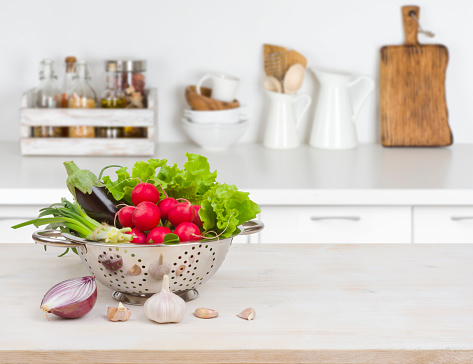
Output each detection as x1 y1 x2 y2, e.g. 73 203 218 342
1 0 472 144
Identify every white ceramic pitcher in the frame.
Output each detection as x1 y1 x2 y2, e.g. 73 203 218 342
263 90 311 149
309 68 374 150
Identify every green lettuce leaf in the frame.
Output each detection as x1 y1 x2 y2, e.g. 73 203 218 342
200 183 261 238
101 166 135 205
102 153 217 206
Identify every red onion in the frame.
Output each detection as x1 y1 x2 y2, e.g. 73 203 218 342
40 276 97 319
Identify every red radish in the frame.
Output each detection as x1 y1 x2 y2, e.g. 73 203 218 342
146 226 172 244
192 205 203 228
168 201 195 226
127 228 147 244
118 206 135 228
132 201 161 231
174 222 201 242
157 197 178 220
131 183 160 205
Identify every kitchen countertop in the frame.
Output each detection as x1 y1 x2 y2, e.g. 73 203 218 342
2 242 473 363
2 141 473 205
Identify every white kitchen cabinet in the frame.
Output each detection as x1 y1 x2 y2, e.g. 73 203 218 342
414 206 473 243
259 206 411 243
1 205 44 243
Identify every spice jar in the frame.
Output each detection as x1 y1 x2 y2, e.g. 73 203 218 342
68 60 97 138
98 62 126 138
106 60 148 138
33 59 67 137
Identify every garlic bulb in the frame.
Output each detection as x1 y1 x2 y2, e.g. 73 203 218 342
144 274 186 323
148 254 171 280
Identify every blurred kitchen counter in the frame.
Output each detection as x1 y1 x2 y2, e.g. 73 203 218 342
1 141 473 206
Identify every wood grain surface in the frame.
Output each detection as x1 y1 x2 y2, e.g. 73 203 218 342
380 6 452 147
2 243 473 364
263 44 288 81
286 49 307 71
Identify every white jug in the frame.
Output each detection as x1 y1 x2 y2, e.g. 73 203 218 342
263 90 311 149
309 68 374 150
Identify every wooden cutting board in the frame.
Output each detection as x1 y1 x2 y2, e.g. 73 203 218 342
380 6 452 147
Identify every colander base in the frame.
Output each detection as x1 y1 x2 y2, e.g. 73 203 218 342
112 289 199 305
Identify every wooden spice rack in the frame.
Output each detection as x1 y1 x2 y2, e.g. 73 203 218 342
19 88 157 156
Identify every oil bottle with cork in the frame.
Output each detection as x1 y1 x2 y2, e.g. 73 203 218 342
61 56 76 108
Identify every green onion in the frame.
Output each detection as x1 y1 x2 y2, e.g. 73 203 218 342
11 198 132 244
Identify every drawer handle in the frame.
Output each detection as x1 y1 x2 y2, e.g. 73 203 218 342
310 216 361 222
451 216 473 221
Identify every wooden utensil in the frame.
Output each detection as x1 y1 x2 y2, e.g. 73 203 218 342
263 76 283 93
286 50 307 71
283 63 305 94
380 6 452 147
263 44 287 82
185 85 240 111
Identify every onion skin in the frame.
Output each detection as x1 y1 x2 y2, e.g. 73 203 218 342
49 289 97 318
41 276 98 319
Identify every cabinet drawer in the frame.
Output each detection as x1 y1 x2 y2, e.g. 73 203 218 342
414 206 473 243
260 206 411 243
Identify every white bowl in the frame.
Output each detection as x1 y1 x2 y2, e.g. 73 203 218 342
181 117 249 150
183 106 246 124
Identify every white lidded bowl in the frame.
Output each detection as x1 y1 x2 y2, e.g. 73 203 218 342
183 106 246 124
181 117 249 150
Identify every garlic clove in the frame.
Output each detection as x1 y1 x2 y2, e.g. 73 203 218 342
127 264 141 276
237 307 256 320
107 302 131 322
194 307 219 319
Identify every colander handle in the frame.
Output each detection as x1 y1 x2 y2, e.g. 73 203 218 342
240 220 264 235
32 230 84 248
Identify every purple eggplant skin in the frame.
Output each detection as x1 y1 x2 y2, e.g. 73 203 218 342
75 186 122 227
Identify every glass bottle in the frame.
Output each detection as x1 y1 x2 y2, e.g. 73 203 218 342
61 56 76 108
33 59 66 137
68 60 97 137
98 62 125 138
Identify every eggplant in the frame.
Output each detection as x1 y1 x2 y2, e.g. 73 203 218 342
64 161 122 227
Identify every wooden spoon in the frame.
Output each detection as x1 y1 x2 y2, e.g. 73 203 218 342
283 63 306 94
263 76 283 93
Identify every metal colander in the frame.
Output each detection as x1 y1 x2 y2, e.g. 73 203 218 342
32 220 263 304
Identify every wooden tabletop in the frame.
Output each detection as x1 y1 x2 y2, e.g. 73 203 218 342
2 243 473 364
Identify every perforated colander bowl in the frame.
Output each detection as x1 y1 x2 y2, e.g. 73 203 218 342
33 220 263 304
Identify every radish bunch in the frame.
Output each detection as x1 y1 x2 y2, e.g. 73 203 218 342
117 182 202 244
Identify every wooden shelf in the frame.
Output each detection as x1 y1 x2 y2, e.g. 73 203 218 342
19 88 157 156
